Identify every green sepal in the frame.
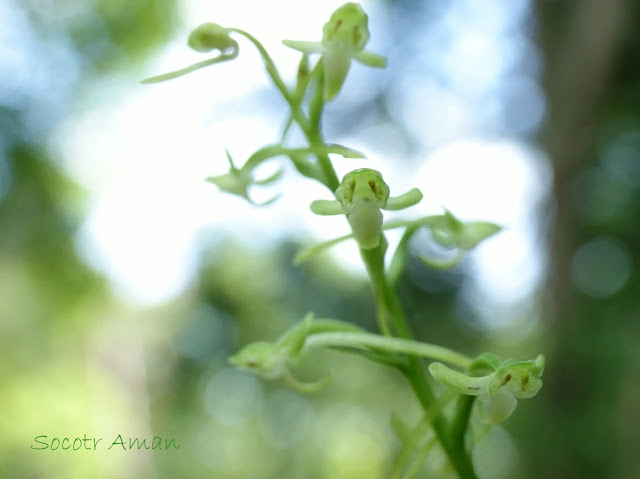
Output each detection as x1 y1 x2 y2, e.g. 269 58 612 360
467 352 502 375
310 199 343 216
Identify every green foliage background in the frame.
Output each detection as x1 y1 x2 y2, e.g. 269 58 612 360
1 1 639 478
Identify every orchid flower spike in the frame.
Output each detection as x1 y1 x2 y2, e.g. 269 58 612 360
283 2 387 101
311 168 423 249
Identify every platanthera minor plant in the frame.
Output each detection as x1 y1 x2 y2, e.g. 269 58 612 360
144 4 544 478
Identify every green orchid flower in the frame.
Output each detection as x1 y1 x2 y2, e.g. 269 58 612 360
142 23 239 84
414 209 502 270
228 313 355 392
429 353 545 425
430 209 502 251
229 313 311 378
283 2 387 101
311 168 423 249
205 149 282 206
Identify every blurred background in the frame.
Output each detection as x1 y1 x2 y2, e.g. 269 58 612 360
1 0 638 477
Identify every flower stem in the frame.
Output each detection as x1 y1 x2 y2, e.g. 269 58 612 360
359 236 478 479
232 28 339 191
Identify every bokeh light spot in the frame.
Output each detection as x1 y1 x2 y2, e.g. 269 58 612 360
571 237 631 298
202 368 262 424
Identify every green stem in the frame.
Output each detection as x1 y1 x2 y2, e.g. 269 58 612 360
232 29 339 191
307 131 340 191
359 235 478 479
390 415 433 479
309 60 325 132
449 394 476 454
231 28 298 112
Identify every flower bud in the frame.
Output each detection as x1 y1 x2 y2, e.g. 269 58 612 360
188 23 238 53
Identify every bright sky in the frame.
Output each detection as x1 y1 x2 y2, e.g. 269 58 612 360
48 0 550 327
